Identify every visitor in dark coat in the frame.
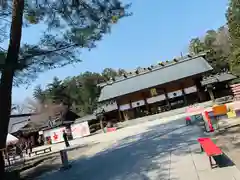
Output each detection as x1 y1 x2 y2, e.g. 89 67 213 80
63 130 70 147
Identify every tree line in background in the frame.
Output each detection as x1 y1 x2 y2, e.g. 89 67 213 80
189 0 240 77
31 68 126 116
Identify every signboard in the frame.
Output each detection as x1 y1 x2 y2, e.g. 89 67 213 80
227 105 237 118
213 104 227 116
227 111 237 118
71 122 90 139
46 127 66 144
150 88 158 96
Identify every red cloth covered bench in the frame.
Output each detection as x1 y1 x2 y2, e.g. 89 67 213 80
197 137 222 168
107 127 117 132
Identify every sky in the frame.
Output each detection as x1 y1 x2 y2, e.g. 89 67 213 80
11 0 228 104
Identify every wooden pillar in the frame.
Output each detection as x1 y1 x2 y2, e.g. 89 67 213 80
163 89 171 109
208 87 215 102
182 89 187 105
195 78 205 102
129 100 133 109
118 110 122 121
180 84 187 106
129 100 135 118
100 117 104 132
116 101 122 122
142 92 149 113
121 110 129 121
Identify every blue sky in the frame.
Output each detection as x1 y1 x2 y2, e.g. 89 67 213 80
12 0 228 104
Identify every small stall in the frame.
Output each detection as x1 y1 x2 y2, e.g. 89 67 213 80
1 134 21 167
6 134 19 146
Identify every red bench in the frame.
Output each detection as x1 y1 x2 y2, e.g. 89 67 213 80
198 137 222 168
107 127 117 132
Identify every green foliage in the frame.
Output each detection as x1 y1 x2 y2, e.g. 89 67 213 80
33 68 123 116
102 68 118 80
188 26 230 74
227 0 240 74
0 0 131 85
33 85 46 104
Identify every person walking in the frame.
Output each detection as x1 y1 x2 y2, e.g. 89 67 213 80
185 116 191 126
63 130 70 148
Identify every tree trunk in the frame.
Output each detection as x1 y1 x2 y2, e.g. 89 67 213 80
0 0 24 178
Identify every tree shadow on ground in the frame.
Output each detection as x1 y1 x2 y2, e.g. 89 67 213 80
22 163 61 180
20 143 100 179
37 118 205 180
213 153 235 168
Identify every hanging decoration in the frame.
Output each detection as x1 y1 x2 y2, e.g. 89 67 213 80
111 16 119 23
150 88 158 97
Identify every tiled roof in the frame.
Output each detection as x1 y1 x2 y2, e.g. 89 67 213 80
98 56 213 102
8 114 31 134
201 73 237 86
75 114 96 123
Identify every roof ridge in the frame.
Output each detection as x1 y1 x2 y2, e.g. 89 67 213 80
98 56 212 102
103 55 204 87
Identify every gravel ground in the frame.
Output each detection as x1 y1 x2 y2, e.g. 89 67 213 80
35 118 190 180
21 116 240 180
21 116 186 179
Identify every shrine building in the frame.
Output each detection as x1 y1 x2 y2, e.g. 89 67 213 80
97 54 236 121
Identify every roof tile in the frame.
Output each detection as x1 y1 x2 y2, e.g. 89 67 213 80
98 57 212 102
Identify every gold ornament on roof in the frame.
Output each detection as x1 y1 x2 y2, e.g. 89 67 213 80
150 88 158 96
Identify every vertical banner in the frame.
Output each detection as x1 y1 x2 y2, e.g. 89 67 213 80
71 122 90 139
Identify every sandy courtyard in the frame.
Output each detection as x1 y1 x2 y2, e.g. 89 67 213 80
30 116 240 180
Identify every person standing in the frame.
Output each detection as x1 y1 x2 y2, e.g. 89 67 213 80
63 130 70 147
15 144 23 158
27 139 33 156
185 116 191 126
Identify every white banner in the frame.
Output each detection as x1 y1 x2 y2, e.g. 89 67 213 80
47 127 66 144
119 104 131 111
184 86 197 94
147 94 166 104
71 122 90 139
168 90 183 99
131 100 145 108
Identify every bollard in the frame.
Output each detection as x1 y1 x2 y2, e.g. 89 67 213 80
60 150 71 170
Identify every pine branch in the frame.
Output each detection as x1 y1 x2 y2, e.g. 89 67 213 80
19 43 79 61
